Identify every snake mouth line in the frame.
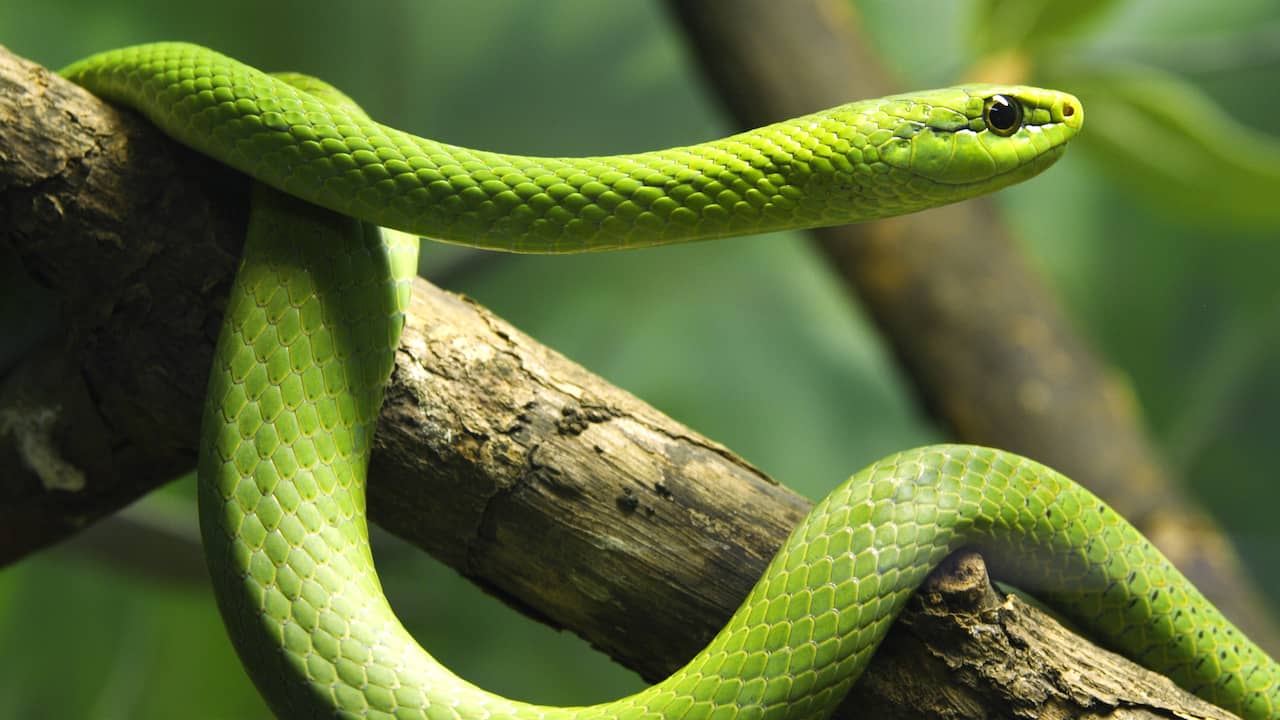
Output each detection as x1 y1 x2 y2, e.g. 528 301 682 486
926 141 1068 187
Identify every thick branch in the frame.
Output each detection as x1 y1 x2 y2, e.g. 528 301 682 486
667 0 1280 654
0 44 1237 718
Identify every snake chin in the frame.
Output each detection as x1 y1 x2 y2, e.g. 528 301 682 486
930 142 1067 190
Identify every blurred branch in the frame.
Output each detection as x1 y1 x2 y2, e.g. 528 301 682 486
60 499 207 585
666 0 1280 652
0 43 1243 718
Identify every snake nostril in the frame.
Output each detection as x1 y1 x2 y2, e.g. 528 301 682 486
1063 103 1076 118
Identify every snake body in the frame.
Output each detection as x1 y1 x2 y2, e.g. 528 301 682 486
59 43 1279 719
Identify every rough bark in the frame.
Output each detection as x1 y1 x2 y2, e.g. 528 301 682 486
666 0 1280 655
849 551 1235 719
0 43 1241 719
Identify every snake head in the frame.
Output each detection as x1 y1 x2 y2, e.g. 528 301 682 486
824 83 1085 212
866 84 1083 197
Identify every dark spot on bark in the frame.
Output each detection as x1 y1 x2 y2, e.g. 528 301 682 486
616 487 639 513
558 405 590 436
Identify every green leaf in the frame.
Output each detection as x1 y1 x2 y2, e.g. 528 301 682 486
1067 63 1280 229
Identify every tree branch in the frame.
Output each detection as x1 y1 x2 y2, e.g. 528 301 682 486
0 43 1237 719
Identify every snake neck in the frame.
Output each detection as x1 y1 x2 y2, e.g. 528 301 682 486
63 43 1077 253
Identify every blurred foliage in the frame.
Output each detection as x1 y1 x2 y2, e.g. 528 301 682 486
971 0 1120 51
1067 63 1280 227
1 0 1278 717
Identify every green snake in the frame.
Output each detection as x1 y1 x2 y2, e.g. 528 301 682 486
59 42 1278 719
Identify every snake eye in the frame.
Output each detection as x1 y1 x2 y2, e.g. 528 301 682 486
983 95 1022 136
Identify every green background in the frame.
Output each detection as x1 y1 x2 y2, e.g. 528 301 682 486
2 1 1279 717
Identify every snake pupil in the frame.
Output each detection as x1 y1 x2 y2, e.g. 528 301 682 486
983 94 1022 136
